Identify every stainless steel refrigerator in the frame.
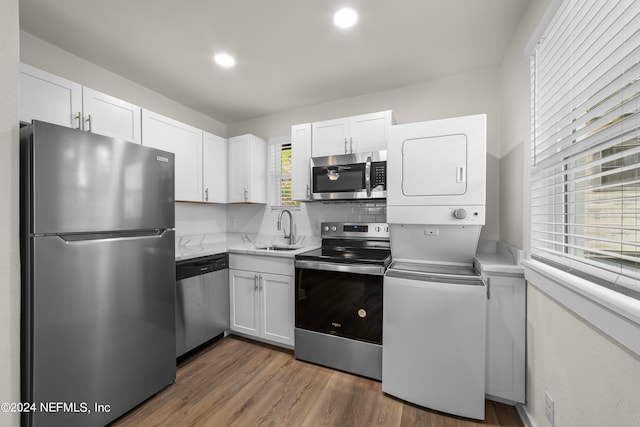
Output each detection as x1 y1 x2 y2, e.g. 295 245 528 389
20 121 177 426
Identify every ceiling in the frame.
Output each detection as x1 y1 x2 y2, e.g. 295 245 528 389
19 0 529 124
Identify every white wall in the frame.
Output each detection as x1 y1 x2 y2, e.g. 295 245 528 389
175 203 227 237
527 287 640 427
20 31 227 137
228 68 503 242
0 0 21 425
500 1 640 426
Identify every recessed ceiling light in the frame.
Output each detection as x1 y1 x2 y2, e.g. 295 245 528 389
214 53 235 68
333 7 358 29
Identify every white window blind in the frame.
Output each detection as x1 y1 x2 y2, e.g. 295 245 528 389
269 140 300 209
530 0 640 298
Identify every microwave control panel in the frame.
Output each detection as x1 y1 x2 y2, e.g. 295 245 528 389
372 161 386 189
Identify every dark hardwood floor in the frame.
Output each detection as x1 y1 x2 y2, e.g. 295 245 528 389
112 336 523 427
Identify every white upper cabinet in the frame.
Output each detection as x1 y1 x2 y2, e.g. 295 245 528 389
20 63 82 129
311 117 349 157
311 110 392 157
349 111 392 153
228 134 267 204
20 63 142 143
82 87 142 144
202 131 228 203
291 123 312 201
142 109 203 202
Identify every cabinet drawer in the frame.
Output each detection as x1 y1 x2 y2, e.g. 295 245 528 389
229 254 294 276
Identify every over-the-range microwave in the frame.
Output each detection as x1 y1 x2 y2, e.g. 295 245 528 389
310 151 387 201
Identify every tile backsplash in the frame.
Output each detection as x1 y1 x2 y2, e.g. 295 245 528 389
226 201 387 237
176 200 386 240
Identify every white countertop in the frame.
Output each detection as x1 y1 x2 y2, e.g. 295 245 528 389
473 240 525 277
175 233 320 261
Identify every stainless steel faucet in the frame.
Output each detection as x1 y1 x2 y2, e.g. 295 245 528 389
277 209 296 245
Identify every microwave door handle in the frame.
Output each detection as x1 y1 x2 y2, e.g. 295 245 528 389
365 156 372 197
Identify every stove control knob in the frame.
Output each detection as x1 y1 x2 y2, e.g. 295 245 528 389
323 225 329 232
330 226 337 232
453 208 467 219
375 226 381 232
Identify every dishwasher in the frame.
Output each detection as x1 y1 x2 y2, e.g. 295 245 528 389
176 253 229 357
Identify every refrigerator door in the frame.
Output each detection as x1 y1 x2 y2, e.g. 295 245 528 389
26 121 174 234
24 230 176 427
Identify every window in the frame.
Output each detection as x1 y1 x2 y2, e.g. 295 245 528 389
269 139 300 209
530 0 640 298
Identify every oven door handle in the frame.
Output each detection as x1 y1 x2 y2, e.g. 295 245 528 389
295 259 385 276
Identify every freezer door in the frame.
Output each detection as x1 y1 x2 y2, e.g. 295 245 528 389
26 121 174 234
24 231 176 426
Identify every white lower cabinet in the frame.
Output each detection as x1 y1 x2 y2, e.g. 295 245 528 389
485 273 526 404
229 254 294 347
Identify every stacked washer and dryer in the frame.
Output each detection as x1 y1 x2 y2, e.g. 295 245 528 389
382 114 488 420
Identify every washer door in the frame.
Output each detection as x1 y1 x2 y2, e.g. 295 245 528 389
382 271 486 420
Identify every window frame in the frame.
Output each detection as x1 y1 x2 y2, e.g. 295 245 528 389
524 0 640 356
268 136 300 211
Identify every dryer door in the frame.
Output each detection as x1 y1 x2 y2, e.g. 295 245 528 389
402 133 467 196
387 114 487 225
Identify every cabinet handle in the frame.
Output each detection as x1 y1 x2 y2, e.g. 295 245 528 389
306 184 310 199
85 114 93 132
244 188 248 201
344 138 348 154
258 275 263 291
254 274 259 291
204 188 209 202
75 112 83 130
350 137 353 153
486 277 491 300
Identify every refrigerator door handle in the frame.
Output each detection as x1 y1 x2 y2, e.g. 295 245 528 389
58 229 169 242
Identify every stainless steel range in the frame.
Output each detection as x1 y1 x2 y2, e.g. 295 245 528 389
294 222 390 380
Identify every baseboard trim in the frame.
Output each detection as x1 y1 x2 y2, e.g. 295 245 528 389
516 404 537 427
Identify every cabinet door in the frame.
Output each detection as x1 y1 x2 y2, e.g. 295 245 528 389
486 275 526 403
311 118 349 157
228 134 267 203
229 269 260 337
291 123 312 201
19 63 82 128
350 111 391 153
82 87 142 144
228 135 249 203
260 273 294 346
247 135 267 204
141 110 203 202
203 132 228 203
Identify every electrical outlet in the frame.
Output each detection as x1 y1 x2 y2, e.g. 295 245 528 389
544 390 555 426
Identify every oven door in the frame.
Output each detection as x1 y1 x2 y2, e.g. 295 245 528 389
295 261 383 344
